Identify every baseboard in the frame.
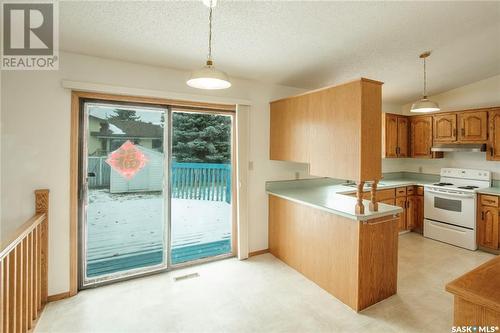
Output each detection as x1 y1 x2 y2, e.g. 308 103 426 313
47 291 71 302
248 249 269 257
478 246 500 255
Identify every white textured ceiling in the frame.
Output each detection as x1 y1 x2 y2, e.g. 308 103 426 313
60 1 500 104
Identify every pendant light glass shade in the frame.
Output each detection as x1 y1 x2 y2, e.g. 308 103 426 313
187 61 231 89
410 51 439 113
410 97 440 113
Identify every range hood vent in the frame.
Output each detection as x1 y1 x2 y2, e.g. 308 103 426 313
431 143 487 153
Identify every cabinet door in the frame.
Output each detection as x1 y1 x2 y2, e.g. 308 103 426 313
395 197 407 231
410 116 433 158
488 110 500 161
270 96 309 162
397 117 409 157
433 114 457 143
458 111 487 142
478 206 499 250
414 196 424 233
384 113 398 158
406 196 416 230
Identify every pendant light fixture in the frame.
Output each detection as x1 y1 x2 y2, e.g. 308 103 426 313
187 1 231 90
410 51 440 113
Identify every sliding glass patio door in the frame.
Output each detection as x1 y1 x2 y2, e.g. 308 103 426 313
80 102 168 286
80 101 235 287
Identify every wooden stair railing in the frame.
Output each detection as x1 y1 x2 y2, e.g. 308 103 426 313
0 189 49 333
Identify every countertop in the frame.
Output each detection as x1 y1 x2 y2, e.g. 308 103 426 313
266 175 500 221
476 187 500 195
445 256 500 313
266 177 435 221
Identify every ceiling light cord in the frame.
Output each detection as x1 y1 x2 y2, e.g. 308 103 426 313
207 2 213 64
423 56 427 98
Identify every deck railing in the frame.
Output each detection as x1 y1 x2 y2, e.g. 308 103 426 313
171 163 231 203
0 189 49 333
87 158 232 203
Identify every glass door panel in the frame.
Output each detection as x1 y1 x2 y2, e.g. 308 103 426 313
81 102 168 286
170 110 234 265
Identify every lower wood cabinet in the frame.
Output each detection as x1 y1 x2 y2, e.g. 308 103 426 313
347 185 424 233
414 195 424 233
477 194 500 250
395 196 407 231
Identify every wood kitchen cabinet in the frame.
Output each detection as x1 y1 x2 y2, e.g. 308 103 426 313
457 110 488 142
433 110 488 144
414 187 424 233
488 109 500 161
433 113 457 143
477 194 500 250
270 78 383 182
349 185 423 233
383 113 408 158
406 195 417 230
395 195 407 231
410 116 439 158
269 95 310 163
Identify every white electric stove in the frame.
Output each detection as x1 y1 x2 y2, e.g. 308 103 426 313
423 168 491 250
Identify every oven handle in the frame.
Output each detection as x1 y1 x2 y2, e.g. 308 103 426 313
425 188 475 198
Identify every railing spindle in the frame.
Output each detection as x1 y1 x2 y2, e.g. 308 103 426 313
22 238 28 333
16 242 23 333
27 233 33 330
2 256 8 333
8 249 16 333
32 228 38 321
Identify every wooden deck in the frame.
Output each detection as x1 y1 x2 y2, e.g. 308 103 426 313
86 190 231 277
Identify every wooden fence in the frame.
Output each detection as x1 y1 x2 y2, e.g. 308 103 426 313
88 156 111 189
0 189 49 333
171 163 231 203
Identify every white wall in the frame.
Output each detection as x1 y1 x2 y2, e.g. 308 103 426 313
386 75 500 178
0 52 307 295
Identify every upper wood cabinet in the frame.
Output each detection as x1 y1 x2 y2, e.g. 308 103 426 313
433 113 457 143
270 78 383 182
382 113 408 158
269 95 310 163
457 110 488 142
488 109 500 161
433 110 488 144
410 116 433 158
383 113 398 158
397 117 409 157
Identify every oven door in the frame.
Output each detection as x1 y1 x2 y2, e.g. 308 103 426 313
424 188 476 229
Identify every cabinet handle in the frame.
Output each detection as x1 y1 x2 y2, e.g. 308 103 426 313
481 211 484 220
491 146 494 157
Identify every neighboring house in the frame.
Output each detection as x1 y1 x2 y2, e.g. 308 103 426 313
88 114 163 156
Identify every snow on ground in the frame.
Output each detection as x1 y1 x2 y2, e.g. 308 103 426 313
87 189 231 261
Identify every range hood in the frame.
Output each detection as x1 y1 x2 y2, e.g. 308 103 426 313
431 143 487 153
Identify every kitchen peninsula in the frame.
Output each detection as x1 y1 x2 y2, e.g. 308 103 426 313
268 78 402 311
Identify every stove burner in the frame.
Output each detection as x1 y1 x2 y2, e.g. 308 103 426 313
457 186 479 190
433 182 454 186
